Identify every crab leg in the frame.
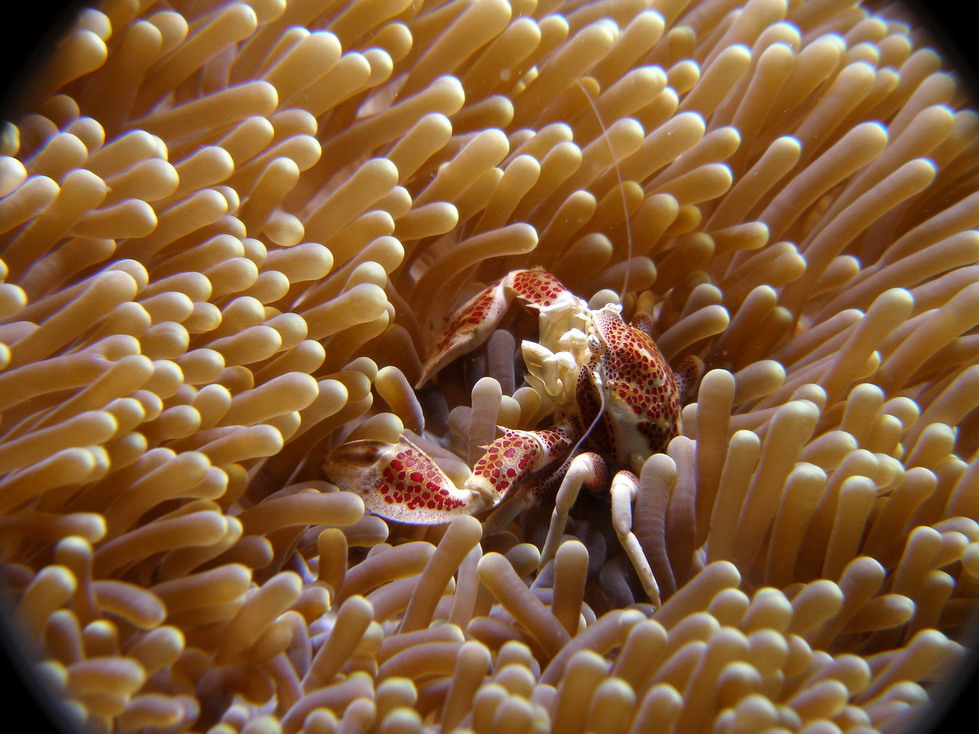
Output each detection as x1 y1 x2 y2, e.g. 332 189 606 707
538 452 609 569
610 469 662 606
418 269 575 386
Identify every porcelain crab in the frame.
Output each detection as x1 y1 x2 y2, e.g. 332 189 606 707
323 268 701 603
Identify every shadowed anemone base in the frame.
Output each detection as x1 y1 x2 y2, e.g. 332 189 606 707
1 1 979 733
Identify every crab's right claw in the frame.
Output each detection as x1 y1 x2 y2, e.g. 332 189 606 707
323 438 483 524
417 280 514 387
417 269 572 387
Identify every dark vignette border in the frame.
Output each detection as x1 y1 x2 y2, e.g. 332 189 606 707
0 2 977 732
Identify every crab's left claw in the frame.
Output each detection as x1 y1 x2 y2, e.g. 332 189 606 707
323 438 485 524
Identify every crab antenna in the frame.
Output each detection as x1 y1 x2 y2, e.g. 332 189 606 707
576 79 634 302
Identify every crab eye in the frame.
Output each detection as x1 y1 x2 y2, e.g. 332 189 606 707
587 334 603 353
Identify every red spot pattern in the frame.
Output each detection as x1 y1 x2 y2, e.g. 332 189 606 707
584 309 682 456
425 269 572 382
433 286 501 356
376 446 467 512
511 269 567 308
472 430 543 498
470 426 574 500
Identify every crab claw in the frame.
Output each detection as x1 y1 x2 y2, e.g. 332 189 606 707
417 280 513 387
323 438 485 524
417 269 575 387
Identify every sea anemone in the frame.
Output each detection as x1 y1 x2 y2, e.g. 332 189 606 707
2 0 978 732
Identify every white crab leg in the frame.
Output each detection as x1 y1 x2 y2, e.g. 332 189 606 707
538 452 608 569
610 469 662 606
